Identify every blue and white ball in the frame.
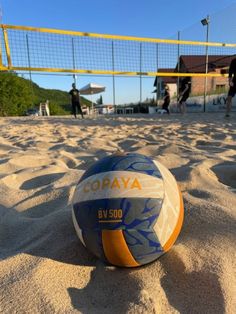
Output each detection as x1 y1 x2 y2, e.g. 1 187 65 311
72 153 184 267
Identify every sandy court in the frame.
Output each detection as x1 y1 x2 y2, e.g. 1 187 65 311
0 113 235 313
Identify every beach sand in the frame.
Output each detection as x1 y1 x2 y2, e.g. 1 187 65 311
0 113 235 313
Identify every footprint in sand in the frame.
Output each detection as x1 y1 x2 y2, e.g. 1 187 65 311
161 252 225 314
59 155 78 169
10 155 51 168
0 157 10 165
211 162 236 189
2 168 65 190
118 139 140 151
20 173 65 190
188 189 211 199
68 264 155 313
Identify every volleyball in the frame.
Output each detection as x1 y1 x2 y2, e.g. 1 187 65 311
72 152 184 267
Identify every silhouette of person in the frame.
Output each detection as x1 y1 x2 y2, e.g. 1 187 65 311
225 57 236 117
178 77 191 114
162 84 170 114
69 83 84 119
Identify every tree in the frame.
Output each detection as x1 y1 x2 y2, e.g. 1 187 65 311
0 72 33 116
0 72 93 116
96 95 103 105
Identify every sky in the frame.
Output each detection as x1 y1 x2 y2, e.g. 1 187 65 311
1 0 236 104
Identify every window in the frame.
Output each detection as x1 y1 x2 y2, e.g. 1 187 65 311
216 84 226 92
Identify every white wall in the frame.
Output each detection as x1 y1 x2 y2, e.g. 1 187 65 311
170 93 236 112
168 83 177 98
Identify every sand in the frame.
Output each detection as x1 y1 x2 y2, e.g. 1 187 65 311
0 113 235 313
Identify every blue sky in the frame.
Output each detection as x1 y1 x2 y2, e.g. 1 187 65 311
1 0 236 104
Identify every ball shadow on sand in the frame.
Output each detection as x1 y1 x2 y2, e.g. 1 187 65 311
0 203 97 267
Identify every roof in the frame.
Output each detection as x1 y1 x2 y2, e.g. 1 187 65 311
79 83 105 95
178 55 235 73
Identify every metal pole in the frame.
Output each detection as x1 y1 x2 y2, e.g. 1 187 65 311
204 15 210 112
177 31 180 103
112 41 116 113
71 38 76 86
26 34 32 82
91 92 93 114
26 34 34 103
0 3 3 24
0 26 3 68
0 4 3 68
2 26 11 69
156 43 158 106
140 43 142 108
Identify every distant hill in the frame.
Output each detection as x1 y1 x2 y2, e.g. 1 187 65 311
0 72 91 116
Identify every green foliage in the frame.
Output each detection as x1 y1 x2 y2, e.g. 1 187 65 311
0 72 33 116
48 102 69 115
96 95 103 105
0 72 91 116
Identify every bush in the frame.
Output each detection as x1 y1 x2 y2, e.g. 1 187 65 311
0 72 33 116
0 72 91 116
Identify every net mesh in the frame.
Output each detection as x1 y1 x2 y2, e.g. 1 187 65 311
0 25 236 76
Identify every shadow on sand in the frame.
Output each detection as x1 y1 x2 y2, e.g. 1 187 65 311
160 252 225 314
67 263 146 314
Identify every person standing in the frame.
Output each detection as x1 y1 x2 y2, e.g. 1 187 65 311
178 77 191 114
162 84 170 114
225 57 236 118
69 83 84 119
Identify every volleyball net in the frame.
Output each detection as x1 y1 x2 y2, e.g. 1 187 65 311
0 24 236 77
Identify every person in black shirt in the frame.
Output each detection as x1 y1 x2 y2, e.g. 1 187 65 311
69 83 84 119
225 57 236 117
178 77 191 114
162 84 170 114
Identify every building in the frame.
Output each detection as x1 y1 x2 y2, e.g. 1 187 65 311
96 104 115 114
153 55 234 97
177 55 234 94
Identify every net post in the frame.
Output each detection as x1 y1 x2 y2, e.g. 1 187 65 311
0 26 2 68
177 31 181 106
26 34 34 104
156 43 159 106
139 42 142 110
112 40 116 113
26 34 32 82
2 25 12 69
203 15 210 112
71 37 76 86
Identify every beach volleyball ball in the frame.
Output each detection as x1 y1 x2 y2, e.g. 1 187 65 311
72 153 184 267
